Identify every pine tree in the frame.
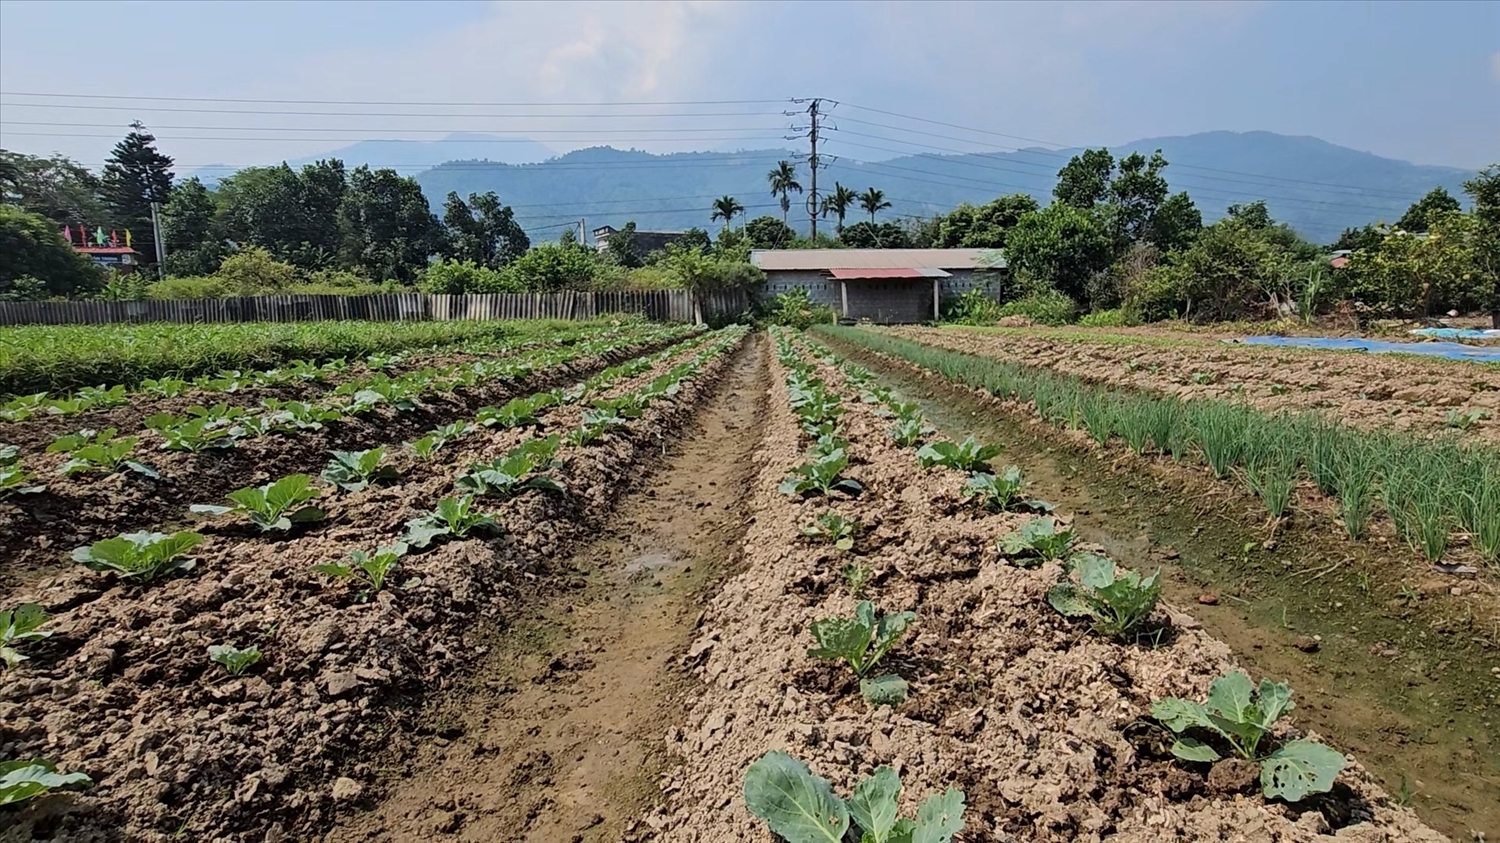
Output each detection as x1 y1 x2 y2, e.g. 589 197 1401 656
101 121 174 241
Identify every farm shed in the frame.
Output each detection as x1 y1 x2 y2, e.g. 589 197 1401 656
751 248 1004 324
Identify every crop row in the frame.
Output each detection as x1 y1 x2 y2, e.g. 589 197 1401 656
0 318 632 397
645 329 1431 841
818 325 1500 576
0 325 750 837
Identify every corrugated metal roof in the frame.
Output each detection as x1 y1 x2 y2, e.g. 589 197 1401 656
827 267 950 280
751 248 1002 270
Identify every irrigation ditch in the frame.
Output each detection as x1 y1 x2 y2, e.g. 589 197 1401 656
817 327 1500 839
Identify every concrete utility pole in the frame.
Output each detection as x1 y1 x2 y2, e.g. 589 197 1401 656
788 97 834 242
149 201 167 276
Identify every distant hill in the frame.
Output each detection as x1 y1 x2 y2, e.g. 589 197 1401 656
411 132 1477 246
188 133 557 187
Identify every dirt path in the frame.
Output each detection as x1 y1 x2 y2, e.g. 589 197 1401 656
324 335 769 843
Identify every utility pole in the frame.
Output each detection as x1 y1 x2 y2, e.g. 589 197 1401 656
149 201 167 277
788 98 835 242
578 218 586 245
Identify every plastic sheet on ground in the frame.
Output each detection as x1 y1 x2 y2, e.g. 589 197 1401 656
1409 327 1500 339
1233 335 1500 362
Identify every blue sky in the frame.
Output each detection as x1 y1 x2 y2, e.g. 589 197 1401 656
1 0 1496 170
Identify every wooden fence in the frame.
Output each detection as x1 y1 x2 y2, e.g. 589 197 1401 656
0 289 751 327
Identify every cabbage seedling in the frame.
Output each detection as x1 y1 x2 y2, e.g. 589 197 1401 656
0 759 91 806
743 751 964 843
48 428 157 479
191 475 325 533
779 451 863 498
0 466 45 497
809 600 915 706
802 513 859 551
999 516 1076 565
841 561 873 598
321 447 399 492
1047 554 1161 639
260 399 342 432
409 421 473 460
207 644 262 676
314 543 408 591
457 437 565 498
72 530 204 582
1153 671 1348 802
889 416 934 448
916 436 1003 473
964 467 1052 513
148 415 242 452
477 393 559 429
402 495 501 549
1 603 52 669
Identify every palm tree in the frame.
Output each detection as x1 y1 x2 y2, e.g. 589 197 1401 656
820 183 858 234
766 160 803 224
710 195 745 231
858 187 892 224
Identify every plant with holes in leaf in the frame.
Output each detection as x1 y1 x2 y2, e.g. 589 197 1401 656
1152 671 1348 802
47 428 158 479
963 466 1053 513
842 561 873 598
779 450 863 498
456 436 565 498
191 474 325 533
314 543 408 592
72 530 204 582
1047 554 1161 639
477 392 559 429
809 600 915 707
743 751 965 843
916 436 1003 473
999 516 1076 565
402 495 501 549
802 512 859 551
888 410 934 447
2 603 52 669
207 644 262 676
0 759 92 806
321 447 399 492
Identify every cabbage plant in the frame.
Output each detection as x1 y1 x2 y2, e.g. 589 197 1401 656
321 447 399 492
809 600 915 706
999 516 1076 564
1 603 52 669
1047 554 1161 639
0 759 91 806
191 475 325 533
916 436 1003 473
743 751 964 843
72 530 204 582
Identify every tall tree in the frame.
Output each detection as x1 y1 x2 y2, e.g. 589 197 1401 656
604 220 644 267
1463 165 1500 326
0 150 106 226
857 188 891 224
0 206 105 299
766 160 803 224
100 122 174 243
159 177 224 276
819 183 857 234
337 166 443 283
1397 186 1462 233
442 191 529 268
1053 148 1114 209
710 195 744 231
1005 204 1114 305
932 194 1039 248
744 215 796 249
216 161 345 269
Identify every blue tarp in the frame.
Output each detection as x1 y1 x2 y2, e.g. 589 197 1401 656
1409 327 1500 339
1236 335 1500 362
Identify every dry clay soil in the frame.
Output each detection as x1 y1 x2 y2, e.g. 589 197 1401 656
886 326 1500 443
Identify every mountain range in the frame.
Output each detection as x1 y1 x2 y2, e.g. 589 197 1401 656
196 131 1481 246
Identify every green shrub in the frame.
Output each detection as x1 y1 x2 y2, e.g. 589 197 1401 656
768 287 836 329
1078 308 1128 327
1123 264 1185 323
420 258 521 294
996 287 1077 326
215 247 300 295
942 288 1003 325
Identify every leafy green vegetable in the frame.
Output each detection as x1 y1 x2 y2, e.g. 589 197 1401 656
809 600 914 706
842 561 873 598
0 466 46 497
889 416 934 448
148 414 243 452
801 512 859 551
1047 554 1161 639
259 399 342 432
409 421 473 460
313 543 407 591
456 436 565 498
191 474 325 533
320 447 399 492
48 428 157 479
1 603 52 669
963 466 1052 512
477 392 559 429
915 436 1003 473
0 444 18 466
1152 671 1348 802
743 751 965 843
72 530 204 582
402 495 501 549
779 451 863 498
999 516 1076 564
0 759 91 806
207 644 262 676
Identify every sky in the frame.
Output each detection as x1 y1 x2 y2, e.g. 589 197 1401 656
0 0 1496 173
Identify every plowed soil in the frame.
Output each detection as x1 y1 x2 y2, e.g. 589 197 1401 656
642 333 1443 841
886 326 1500 442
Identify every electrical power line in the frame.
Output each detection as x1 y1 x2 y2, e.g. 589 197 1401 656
0 101 790 119
0 91 798 107
1 120 790 135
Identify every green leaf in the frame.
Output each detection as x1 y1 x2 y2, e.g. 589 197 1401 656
124 461 160 479
1206 671 1257 724
1253 679 1295 731
189 504 236 516
848 767 901 842
1261 740 1346 802
742 751 850 843
312 562 354 579
1045 583 1093 618
401 518 449 550
1170 737 1222 763
808 614 875 675
0 759 92 806
912 788 965 843
1151 697 1213 734
860 674 909 708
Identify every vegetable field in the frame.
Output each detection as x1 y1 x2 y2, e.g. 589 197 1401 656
0 325 1473 841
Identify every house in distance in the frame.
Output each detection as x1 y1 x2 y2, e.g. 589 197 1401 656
752 248 1004 324
591 225 690 255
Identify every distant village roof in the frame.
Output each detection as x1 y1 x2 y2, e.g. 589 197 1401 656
752 248 1001 271
827 267 950 280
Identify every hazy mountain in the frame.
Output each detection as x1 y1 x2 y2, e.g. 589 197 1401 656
411 131 1478 245
188 133 557 187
